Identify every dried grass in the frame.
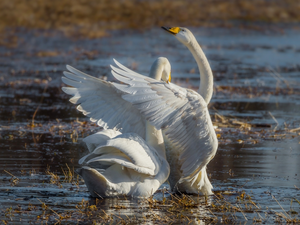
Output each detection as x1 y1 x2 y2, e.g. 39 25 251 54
28 190 299 224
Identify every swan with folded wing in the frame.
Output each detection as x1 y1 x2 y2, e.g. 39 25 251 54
62 57 171 197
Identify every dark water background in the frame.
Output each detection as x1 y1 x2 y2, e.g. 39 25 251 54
0 26 300 223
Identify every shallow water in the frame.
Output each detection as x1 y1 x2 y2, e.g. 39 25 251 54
1 26 300 223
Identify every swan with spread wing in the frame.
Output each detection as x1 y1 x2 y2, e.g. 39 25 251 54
62 27 218 196
62 58 170 197
111 27 218 195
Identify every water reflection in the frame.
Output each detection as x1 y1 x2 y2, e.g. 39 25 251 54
211 137 300 187
84 192 213 224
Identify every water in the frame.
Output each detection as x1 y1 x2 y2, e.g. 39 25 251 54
0 26 300 223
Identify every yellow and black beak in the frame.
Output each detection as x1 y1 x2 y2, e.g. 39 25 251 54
161 26 180 35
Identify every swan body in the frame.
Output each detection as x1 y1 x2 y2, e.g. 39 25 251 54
62 57 171 198
77 129 169 198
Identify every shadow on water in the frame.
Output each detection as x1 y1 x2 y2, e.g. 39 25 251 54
1 26 300 223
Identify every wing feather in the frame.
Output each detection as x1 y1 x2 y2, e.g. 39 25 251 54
111 68 218 182
61 64 146 138
80 132 163 176
113 59 145 78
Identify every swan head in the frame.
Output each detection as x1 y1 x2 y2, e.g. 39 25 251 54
162 26 193 46
150 57 171 83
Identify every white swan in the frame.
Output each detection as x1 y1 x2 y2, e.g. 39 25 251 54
62 57 171 198
62 27 218 196
111 27 218 195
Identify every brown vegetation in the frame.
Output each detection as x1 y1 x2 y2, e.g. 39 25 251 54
0 0 300 41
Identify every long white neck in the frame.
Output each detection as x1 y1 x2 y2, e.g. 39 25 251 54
186 36 213 104
149 58 165 80
145 58 167 158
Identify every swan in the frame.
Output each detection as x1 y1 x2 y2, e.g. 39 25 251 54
111 27 218 195
62 27 218 196
62 57 171 198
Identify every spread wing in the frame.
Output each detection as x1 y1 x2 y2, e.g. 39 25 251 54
111 61 218 183
61 65 146 138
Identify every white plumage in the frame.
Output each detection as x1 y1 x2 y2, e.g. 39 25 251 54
111 62 217 195
62 57 171 198
111 27 218 195
62 65 146 137
77 130 169 197
62 27 218 196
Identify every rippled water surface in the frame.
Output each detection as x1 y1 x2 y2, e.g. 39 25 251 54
1 26 300 223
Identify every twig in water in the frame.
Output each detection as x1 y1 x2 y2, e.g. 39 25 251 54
235 203 248 221
268 111 279 131
293 198 300 205
271 195 291 219
4 170 19 179
239 179 250 189
290 127 300 133
4 170 19 186
31 82 48 145
93 191 103 199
